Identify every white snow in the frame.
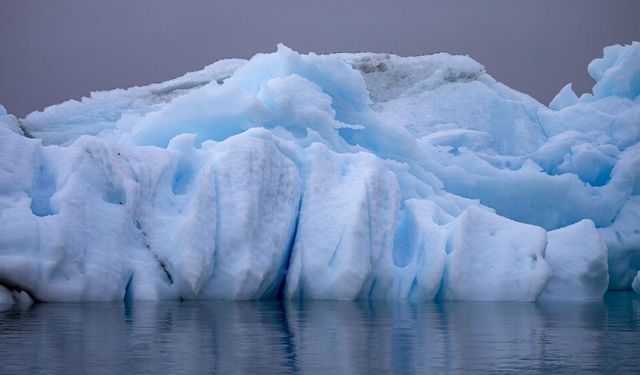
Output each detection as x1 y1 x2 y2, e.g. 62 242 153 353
1 42 639 302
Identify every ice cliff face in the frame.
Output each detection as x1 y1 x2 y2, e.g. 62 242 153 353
1 42 639 304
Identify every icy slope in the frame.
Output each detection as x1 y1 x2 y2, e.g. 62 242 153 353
0 42 639 304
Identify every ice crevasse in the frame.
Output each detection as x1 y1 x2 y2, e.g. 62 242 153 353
1 42 639 305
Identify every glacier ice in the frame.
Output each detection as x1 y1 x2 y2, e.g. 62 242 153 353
0 105 22 136
0 42 639 303
549 83 579 110
437 206 551 302
284 145 400 300
540 220 609 301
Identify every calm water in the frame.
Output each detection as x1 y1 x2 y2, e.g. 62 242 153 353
1 293 639 374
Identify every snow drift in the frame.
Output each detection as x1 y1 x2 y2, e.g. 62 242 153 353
1 42 639 305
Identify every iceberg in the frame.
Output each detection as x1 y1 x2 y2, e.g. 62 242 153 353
1 42 639 303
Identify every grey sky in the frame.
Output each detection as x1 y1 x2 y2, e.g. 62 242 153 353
1 0 639 117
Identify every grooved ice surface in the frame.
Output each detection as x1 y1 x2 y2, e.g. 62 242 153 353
1 42 639 303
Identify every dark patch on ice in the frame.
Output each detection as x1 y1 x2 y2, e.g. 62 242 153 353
0 277 38 303
444 69 480 83
408 277 419 299
275 197 302 299
356 62 389 74
82 147 127 206
17 119 32 138
215 75 231 85
530 254 538 270
434 272 448 301
367 279 377 299
155 255 174 285
123 274 134 302
328 227 346 267
350 56 390 74
150 80 209 96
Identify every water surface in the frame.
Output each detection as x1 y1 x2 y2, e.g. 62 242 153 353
1 293 639 374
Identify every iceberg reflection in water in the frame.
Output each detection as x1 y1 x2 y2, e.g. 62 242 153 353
1 293 639 373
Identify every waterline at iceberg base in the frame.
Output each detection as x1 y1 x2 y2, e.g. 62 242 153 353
0 43 639 305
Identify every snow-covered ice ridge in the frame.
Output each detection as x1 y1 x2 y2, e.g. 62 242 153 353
1 42 639 305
